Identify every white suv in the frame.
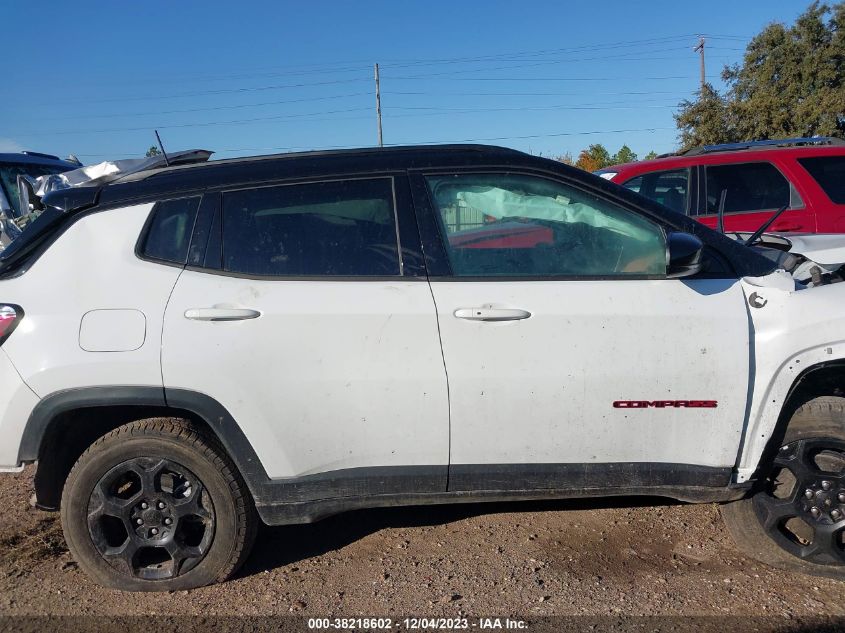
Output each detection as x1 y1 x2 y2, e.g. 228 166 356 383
2 145 845 591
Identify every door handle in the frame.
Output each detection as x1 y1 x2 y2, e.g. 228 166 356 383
454 307 531 322
184 308 261 321
772 222 801 232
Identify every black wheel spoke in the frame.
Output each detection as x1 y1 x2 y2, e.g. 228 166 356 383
774 440 817 481
102 537 140 576
804 522 845 564
172 481 210 520
137 459 166 496
753 493 797 531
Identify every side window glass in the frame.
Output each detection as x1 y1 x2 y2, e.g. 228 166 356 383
425 174 666 277
141 197 200 264
222 178 400 276
622 169 689 214
705 162 795 214
798 157 845 204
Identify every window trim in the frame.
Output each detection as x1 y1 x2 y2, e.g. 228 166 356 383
184 174 426 281
698 160 805 217
412 169 671 281
620 167 693 216
135 195 203 269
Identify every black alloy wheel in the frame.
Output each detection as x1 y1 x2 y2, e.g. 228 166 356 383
88 457 215 580
752 437 845 565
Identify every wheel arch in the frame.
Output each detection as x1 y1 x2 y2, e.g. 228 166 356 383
19 386 271 510
746 359 845 483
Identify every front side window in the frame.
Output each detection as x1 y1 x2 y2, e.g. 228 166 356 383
798 156 845 204
425 173 666 277
222 178 400 276
622 169 689 214
705 162 794 214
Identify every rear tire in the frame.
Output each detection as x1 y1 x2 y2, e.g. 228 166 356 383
722 397 845 579
60 418 257 591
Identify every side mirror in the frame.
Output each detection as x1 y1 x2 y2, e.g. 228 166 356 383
667 232 704 279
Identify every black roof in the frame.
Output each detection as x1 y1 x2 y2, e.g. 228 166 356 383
43 144 537 212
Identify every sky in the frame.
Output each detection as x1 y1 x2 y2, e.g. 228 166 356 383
2 0 810 164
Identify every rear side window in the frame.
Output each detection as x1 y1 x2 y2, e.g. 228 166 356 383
799 156 845 204
141 197 200 264
622 169 689 214
221 178 400 276
704 162 795 214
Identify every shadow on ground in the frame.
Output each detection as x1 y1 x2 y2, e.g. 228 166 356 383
238 495 682 579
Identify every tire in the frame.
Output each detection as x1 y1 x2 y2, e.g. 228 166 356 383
722 396 845 580
60 418 258 591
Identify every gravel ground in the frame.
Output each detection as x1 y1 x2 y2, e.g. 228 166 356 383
1 466 844 630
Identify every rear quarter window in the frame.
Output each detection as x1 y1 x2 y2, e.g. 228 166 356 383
798 156 845 204
140 197 201 264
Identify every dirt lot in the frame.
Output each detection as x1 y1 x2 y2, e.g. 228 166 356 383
1 466 844 630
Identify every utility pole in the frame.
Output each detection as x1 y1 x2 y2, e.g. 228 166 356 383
374 63 383 147
693 36 706 91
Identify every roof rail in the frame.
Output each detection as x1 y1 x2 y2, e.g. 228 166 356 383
21 151 61 160
684 137 845 156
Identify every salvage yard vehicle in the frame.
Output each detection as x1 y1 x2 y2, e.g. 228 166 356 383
0 151 80 250
596 137 845 234
3 144 845 591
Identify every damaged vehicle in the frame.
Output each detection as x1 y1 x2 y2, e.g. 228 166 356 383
0 151 80 250
2 145 845 591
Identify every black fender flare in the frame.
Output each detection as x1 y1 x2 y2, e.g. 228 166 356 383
18 386 274 504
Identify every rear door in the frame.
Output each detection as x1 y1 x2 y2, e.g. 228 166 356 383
161 175 449 496
410 169 751 492
697 161 812 233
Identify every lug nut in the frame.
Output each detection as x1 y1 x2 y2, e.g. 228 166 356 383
164 518 172 525
150 528 158 535
811 507 822 518
136 518 143 525
805 489 815 499
832 509 842 521
839 492 845 503
140 502 148 509
822 481 832 491
158 501 165 509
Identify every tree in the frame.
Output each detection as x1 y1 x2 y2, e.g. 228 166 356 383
644 150 659 160
675 83 738 151
675 2 845 149
611 144 638 165
574 143 611 171
555 152 575 166
145 145 161 157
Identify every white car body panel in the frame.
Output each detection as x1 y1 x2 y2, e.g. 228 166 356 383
0 204 179 396
737 272 845 481
0 349 40 468
161 271 449 478
428 279 750 468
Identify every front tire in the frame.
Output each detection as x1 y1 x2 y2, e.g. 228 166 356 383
722 397 845 579
60 418 257 591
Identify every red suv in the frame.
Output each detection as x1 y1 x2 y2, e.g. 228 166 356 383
596 137 845 233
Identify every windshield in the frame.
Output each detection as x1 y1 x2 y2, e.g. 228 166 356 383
0 163 70 216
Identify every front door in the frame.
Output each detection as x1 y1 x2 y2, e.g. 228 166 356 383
412 171 751 491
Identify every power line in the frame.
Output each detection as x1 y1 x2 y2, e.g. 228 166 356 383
34 92 373 122
71 125 676 158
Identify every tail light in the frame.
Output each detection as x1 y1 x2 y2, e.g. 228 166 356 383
0 305 22 345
